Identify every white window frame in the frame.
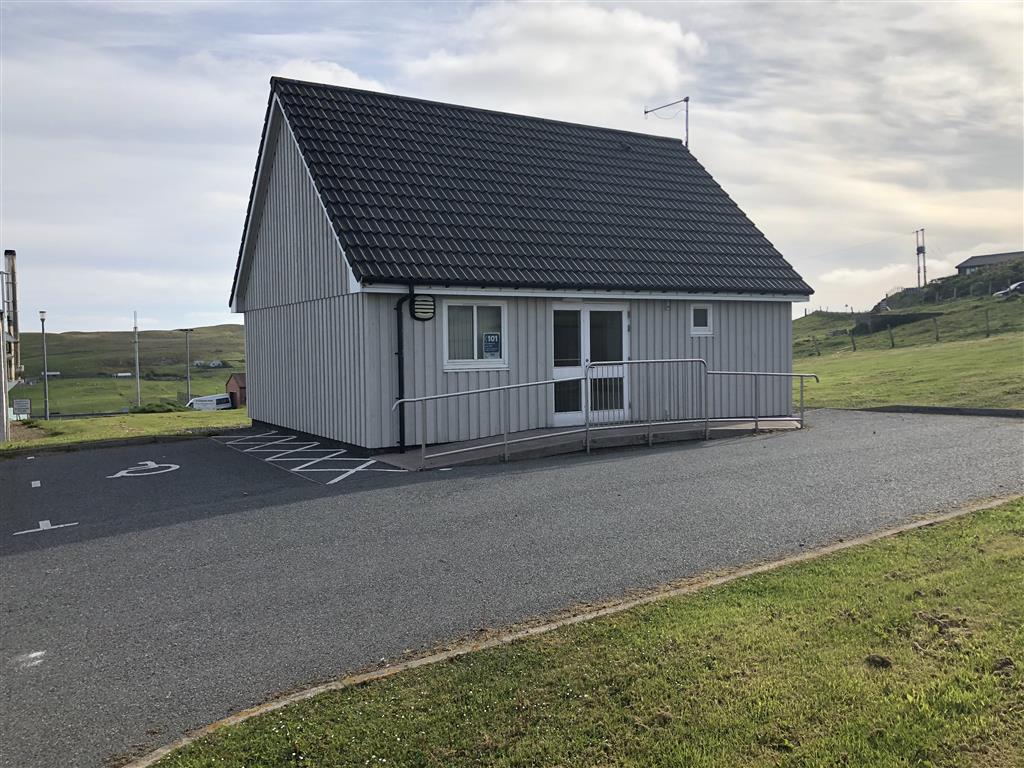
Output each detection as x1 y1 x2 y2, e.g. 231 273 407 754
442 299 509 371
690 304 713 336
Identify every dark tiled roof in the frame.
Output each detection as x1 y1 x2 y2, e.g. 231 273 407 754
956 251 1024 269
271 78 812 295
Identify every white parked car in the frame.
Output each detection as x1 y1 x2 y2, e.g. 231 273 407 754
993 281 1023 298
186 393 234 411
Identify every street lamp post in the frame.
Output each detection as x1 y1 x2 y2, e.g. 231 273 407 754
177 328 194 402
39 310 49 420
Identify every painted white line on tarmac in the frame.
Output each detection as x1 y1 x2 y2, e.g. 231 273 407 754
222 431 278 445
326 459 377 484
10 651 46 669
243 436 296 453
262 442 325 460
13 520 79 536
30 480 41 488
290 451 350 471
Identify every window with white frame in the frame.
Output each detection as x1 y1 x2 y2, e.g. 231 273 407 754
444 301 508 370
690 304 713 336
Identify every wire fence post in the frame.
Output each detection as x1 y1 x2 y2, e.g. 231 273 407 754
985 309 990 338
933 317 939 342
887 324 895 349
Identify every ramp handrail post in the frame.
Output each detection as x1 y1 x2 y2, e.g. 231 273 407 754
420 403 427 470
703 362 709 440
799 376 805 428
753 374 759 433
584 369 592 454
502 387 510 462
646 365 653 446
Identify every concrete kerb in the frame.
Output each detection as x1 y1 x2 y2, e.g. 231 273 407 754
120 492 1023 768
854 405 1024 419
0 432 229 460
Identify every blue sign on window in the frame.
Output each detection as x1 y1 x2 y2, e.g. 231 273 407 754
482 332 501 359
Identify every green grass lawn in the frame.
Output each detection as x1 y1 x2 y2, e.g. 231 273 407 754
10 373 231 416
155 499 1024 768
10 323 245 416
0 409 250 452
794 297 1023 359
17 324 244 378
795 333 1024 409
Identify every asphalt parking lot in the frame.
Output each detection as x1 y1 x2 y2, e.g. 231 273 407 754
1 410 1022 767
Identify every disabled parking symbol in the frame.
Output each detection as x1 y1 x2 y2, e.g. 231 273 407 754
107 460 180 478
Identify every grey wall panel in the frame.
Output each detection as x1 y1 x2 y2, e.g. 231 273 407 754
359 294 553 449
244 294 367 447
629 299 792 420
360 294 792 449
238 114 349 312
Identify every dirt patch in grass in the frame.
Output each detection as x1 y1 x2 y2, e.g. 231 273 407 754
7 421 47 443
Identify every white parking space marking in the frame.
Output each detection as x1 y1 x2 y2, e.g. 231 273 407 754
242 436 300 453
13 520 79 536
107 461 180 478
10 651 46 670
326 459 377 484
30 481 41 488
212 431 408 485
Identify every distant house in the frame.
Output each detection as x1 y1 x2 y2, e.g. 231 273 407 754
208 360 224 368
955 250 1024 276
226 373 246 408
192 360 206 367
43 371 60 378
113 372 133 378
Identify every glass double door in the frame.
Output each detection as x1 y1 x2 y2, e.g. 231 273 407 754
552 304 629 426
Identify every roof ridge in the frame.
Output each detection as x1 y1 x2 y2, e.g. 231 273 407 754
270 76 688 148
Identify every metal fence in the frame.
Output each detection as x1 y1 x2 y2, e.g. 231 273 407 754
394 359 819 468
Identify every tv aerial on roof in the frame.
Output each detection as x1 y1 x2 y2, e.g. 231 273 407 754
643 96 689 148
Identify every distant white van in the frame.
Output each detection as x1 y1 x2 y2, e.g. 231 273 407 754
186 393 234 411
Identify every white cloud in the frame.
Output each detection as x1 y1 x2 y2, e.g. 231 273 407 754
401 3 704 120
1 0 1021 329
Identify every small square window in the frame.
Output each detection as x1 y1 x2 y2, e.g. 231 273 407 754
691 305 712 336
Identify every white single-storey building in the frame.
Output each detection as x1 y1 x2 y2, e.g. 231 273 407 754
230 78 813 452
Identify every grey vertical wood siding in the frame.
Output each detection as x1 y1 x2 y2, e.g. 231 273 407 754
629 299 792 421
361 294 554 448
245 295 367 446
236 107 348 312
238 110 366 444
356 294 792 449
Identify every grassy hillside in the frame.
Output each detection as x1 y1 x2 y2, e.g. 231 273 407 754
795 291 1023 409
795 334 1024 409
10 324 245 416
794 297 1023 358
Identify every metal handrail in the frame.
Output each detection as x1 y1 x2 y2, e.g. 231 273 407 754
706 371 820 431
392 362 818 468
393 376 587 466
585 358 709 446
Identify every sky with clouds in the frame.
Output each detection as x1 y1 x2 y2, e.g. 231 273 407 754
2 0 1021 331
